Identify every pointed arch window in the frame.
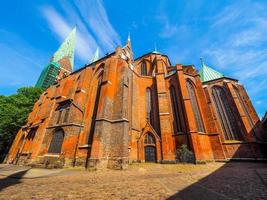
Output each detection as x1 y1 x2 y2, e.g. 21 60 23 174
212 86 242 140
141 61 148 76
56 101 71 124
186 81 205 132
88 69 104 144
48 129 64 154
144 133 155 145
233 87 254 129
146 88 154 128
170 86 184 133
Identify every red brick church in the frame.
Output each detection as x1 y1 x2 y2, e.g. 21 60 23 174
5 30 267 169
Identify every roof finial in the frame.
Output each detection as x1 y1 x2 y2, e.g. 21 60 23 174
200 57 204 68
91 47 100 63
154 43 157 52
127 32 131 42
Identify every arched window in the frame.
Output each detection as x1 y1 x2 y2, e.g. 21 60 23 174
146 88 154 127
141 61 148 76
170 86 184 133
212 86 242 140
233 87 254 129
186 81 205 132
144 133 155 145
48 129 64 153
88 70 104 144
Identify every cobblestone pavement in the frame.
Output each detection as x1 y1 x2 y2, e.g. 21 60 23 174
0 162 266 200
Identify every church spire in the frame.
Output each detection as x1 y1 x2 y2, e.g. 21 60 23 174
52 27 76 70
127 32 131 42
199 58 224 82
35 27 76 90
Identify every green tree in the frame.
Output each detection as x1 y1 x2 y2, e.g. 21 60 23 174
0 87 43 162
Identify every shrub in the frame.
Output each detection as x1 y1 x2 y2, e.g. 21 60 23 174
176 144 195 163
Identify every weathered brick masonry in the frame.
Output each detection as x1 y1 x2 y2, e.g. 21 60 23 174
5 38 267 169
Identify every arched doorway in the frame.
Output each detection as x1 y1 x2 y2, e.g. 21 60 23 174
144 133 156 162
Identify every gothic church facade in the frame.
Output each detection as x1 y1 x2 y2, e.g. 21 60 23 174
5 33 267 169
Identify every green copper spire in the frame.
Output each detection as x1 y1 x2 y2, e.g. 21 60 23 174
91 47 100 63
35 27 76 90
52 27 76 70
199 58 224 82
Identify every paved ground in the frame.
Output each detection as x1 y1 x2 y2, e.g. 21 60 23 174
0 162 267 199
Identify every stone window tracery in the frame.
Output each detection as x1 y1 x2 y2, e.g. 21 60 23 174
212 86 243 140
141 61 148 76
186 80 205 132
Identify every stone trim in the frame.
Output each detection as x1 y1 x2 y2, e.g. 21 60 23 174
79 144 91 149
159 112 169 116
222 140 247 144
47 123 84 129
95 118 129 123
131 127 141 132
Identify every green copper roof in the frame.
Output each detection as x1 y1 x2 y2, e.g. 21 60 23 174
199 59 224 82
52 27 76 70
91 47 100 63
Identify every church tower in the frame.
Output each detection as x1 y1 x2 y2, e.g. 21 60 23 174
35 27 76 90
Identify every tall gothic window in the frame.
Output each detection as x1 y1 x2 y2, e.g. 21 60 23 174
212 86 242 140
186 80 205 132
146 88 154 127
141 61 148 76
170 86 183 133
233 87 254 128
88 70 104 144
56 101 71 124
48 129 64 154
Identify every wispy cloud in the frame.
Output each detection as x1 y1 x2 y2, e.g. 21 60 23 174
202 0 267 116
41 5 97 63
40 0 120 65
156 0 267 116
73 0 121 52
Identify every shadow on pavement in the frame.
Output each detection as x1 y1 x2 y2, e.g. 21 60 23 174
0 169 29 192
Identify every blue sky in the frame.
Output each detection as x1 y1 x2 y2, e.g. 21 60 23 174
0 0 266 117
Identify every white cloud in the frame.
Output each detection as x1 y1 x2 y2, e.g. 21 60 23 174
73 0 121 52
41 5 97 63
41 0 121 65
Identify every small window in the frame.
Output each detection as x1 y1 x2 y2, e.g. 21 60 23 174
56 101 71 124
141 61 147 76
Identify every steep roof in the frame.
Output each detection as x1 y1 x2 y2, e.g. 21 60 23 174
52 27 76 70
199 59 224 82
